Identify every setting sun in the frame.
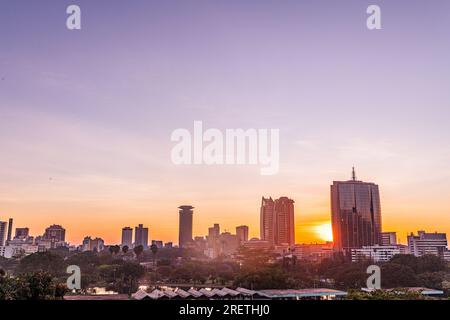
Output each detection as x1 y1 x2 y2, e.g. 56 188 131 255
314 223 333 242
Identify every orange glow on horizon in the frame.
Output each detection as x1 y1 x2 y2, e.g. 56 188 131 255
313 222 333 242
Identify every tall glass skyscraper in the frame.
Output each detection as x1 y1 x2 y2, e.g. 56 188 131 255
331 168 382 252
178 205 194 248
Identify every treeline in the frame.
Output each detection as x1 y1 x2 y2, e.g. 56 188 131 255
1 247 449 300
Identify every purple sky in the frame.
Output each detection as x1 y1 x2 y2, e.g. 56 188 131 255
1 0 449 244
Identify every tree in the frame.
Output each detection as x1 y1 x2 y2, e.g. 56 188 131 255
389 254 419 273
418 272 447 289
417 255 447 273
380 263 419 288
109 245 121 255
346 289 426 300
16 252 65 277
115 262 145 295
0 272 68 300
133 245 144 260
234 266 291 290
122 245 129 254
150 244 158 269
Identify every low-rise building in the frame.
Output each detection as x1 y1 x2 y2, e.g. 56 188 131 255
351 245 409 262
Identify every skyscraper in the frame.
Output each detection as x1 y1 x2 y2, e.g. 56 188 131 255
134 224 149 249
121 227 133 247
260 197 275 243
260 196 295 246
0 221 7 246
274 197 295 245
331 168 382 252
236 225 249 243
178 205 194 248
7 218 13 244
43 224 66 242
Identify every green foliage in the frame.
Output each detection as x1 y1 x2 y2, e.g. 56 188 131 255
17 252 65 277
346 289 427 300
0 272 67 300
234 266 292 290
380 263 419 288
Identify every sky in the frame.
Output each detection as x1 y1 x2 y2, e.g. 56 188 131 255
0 0 449 245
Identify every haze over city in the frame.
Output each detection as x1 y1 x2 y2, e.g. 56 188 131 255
1 0 450 246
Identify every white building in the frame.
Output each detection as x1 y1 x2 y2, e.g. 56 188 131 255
0 246 14 258
407 231 448 258
381 232 397 246
351 245 409 262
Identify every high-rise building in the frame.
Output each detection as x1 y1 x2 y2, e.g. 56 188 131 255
236 225 249 244
43 224 66 242
407 231 448 258
14 228 30 240
208 224 220 239
331 168 382 252
121 227 133 247
260 197 275 244
82 236 105 252
274 197 295 245
7 218 13 243
381 232 397 246
178 205 194 248
151 240 164 249
260 197 295 246
134 224 149 249
0 221 7 246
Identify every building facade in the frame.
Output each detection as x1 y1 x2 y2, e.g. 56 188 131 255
134 224 149 249
121 227 133 247
260 197 295 246
178 205 194 248
0 221 7 246
236 225 249 244
82 237 105 252
331 169 382 253
381 232 397 246
351 245 408 262
43 224 66 242
407 231 448 258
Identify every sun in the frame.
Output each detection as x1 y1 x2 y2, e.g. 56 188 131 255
314 223 333 242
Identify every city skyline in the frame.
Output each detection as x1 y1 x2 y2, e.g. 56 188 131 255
1 1 450 246
1 168 448 247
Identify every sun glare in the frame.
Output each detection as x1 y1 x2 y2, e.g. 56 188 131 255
314 223 333 242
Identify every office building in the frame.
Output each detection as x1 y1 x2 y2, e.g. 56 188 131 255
151 240 163 248
260 197 295 246
14 228 30 240
0 222 7 246
135 224 149 249
178 205 194 248
407 231 448 258
6 218 13 243
331 168 382 252
121 227 133 247
43 224 66 242
236 225 249 244
82 237 105 252
381 232 397 246
351 245 408 262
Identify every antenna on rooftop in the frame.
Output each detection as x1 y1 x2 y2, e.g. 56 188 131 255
352 167 356 181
